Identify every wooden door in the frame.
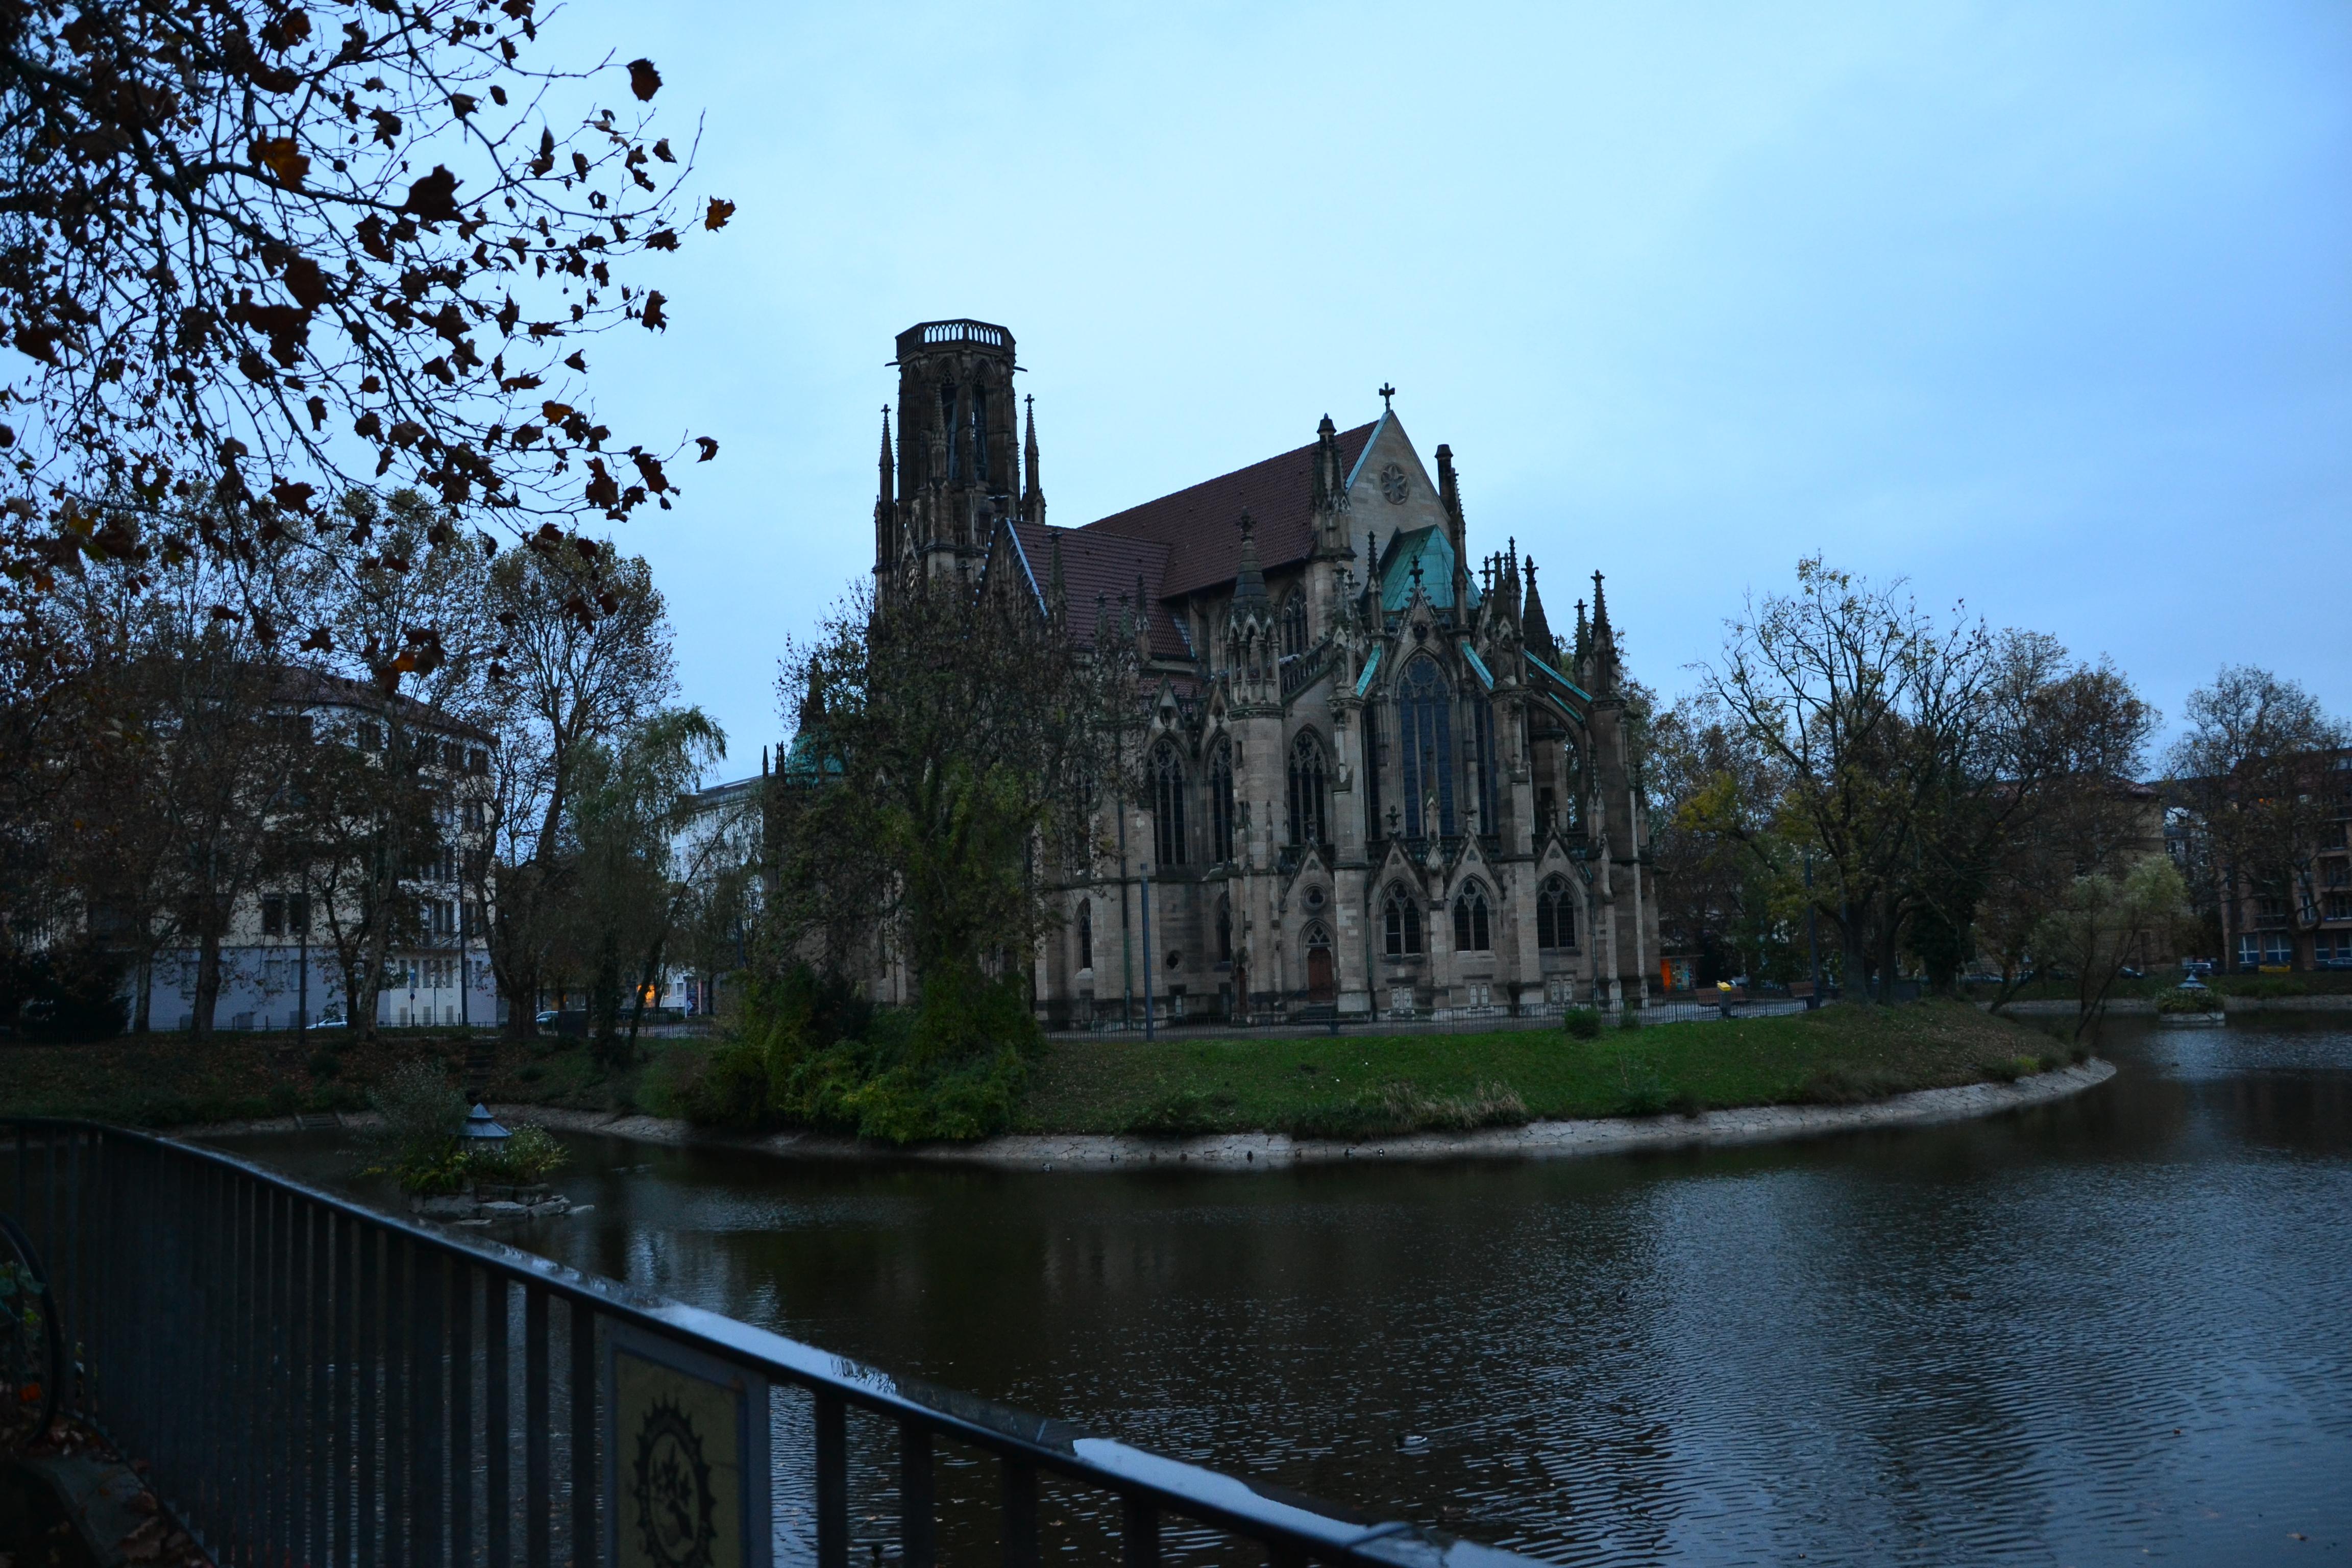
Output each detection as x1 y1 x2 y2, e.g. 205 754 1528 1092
1306 944 1335 1002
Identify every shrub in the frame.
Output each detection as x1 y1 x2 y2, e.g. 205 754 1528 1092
1614 1068 1669 1117
746 963 1042 1143
1563 1009 1603 1040
471 1123 569 1184
1618 1006 1643 1032
368 1058 467 1193
1124 1088 1235 1137
1279 1081 1529 1141
2155 986 2222 1015
1978 1057 2039 1085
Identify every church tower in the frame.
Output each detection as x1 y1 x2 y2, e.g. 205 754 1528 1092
878 320 1022 594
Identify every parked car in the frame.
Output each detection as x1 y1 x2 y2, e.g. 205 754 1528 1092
535 1010 560 1026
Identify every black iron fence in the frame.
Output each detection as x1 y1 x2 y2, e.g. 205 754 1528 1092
1 1119 1529 1568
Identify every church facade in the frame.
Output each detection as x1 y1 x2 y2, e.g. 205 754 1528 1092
869 318 1657 1025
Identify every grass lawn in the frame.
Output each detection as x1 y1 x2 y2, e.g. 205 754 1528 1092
1016 998 2074 1138
0 999 2074 1139
0 1027 705 1129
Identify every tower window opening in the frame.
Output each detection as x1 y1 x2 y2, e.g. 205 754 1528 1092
1538 875 1576 950
1210 740 1236 863
1288 731 1328 847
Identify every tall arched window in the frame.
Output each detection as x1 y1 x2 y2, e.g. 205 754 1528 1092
1471 698 1497 836
1279 591 1308 658
1287 731 1328 847
1383 884 1424 958
1152 742 1188 867
1398 658 1455 839
1209 739 1236 863
1217 893 1233 962
940 382 960 482
971 384 989 482
1452 881 1491 952
1077 898 1094 971
1537 875 1576 950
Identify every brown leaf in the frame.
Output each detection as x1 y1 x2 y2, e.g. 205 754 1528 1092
653 137 675 163
703 197 736 231
695 436 718 462
300 626 333 653
252 136 310 186
400 165 462 222
640 291 666 331
627 58 662 100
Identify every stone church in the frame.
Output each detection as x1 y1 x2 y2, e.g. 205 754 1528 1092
869 319 1657 1025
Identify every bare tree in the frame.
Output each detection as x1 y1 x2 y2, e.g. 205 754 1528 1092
2165 666 2349 967
3 0 727 593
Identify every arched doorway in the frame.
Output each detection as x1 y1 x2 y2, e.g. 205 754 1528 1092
1304 922 1335 1003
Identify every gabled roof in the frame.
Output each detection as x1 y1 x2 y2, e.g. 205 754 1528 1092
1003 519 1189 660
1077 421 1377 600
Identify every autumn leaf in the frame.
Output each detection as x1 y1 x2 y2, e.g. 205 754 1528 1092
703 197 735 231
640 291 666 331
400 165 462 222
653 137 675 163
627 58 662 101
695 436 718 462
252 136 310 186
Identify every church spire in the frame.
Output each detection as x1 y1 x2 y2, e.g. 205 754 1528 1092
874 406 896 575
1590 571 1619 691
1232 510 1269 612
1574 597 1590 669
1022 394 1045 525
1522 556 1553 656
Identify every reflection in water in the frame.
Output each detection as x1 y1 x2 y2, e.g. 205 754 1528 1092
229 1016 2352 1565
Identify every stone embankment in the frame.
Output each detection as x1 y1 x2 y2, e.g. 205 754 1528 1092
183 1060 2116 1173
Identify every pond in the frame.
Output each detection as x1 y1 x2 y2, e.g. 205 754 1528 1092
218 1015 2352 1566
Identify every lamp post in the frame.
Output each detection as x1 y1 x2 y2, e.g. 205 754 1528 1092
1805 850 1823 1010
1140 861 1155 1042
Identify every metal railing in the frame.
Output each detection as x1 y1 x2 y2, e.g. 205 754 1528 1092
2 1119 1529 1568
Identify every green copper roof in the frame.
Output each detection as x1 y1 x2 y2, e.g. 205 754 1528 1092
1377 526 1481 614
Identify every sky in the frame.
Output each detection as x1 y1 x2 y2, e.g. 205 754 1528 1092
547 0 2352 783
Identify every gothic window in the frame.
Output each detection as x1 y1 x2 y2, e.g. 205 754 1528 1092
1287 731 1329 847
1364 704 1384 840
1383 883 1423 958
1217 893 1233 962
1279 590 1308 658
1471 697 1497 836
1452 881 1491 952
1537 875 1575 950
1152 742 1188 868
1537 787 1557 836
1398 658 1456 839
1209 739 1236 863
1078 898 1094 972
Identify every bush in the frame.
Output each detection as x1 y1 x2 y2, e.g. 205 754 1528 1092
1125 1088 1236 1137
1978 1056 2042 1084
1618 1006 1643 1032
368 1058 466 1193
470 1123 569 1184
740 963 1043 1143
1282 1081 1529 1141
1563 1009 1603 1040
1614 1068 1669 1117
2155 986 2222 1015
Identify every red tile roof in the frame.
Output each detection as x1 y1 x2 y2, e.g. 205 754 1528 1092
1004 519 1189 659
1075 420 1378 601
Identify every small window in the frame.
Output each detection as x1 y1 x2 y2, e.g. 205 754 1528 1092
1537 875 1575 950
261 895 285 937
1383 885 1423 958
1452 882 1491 952
1279 591 1308 659
1077 899 1094 972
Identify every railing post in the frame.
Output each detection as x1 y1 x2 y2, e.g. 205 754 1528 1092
815 1390 848 1568
524 1285 551 1568
1001 1457 1040 1568
570 1297 597 1566
898 1420 935 1568
487 1276 512 1568
1121 1495 1161 1568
